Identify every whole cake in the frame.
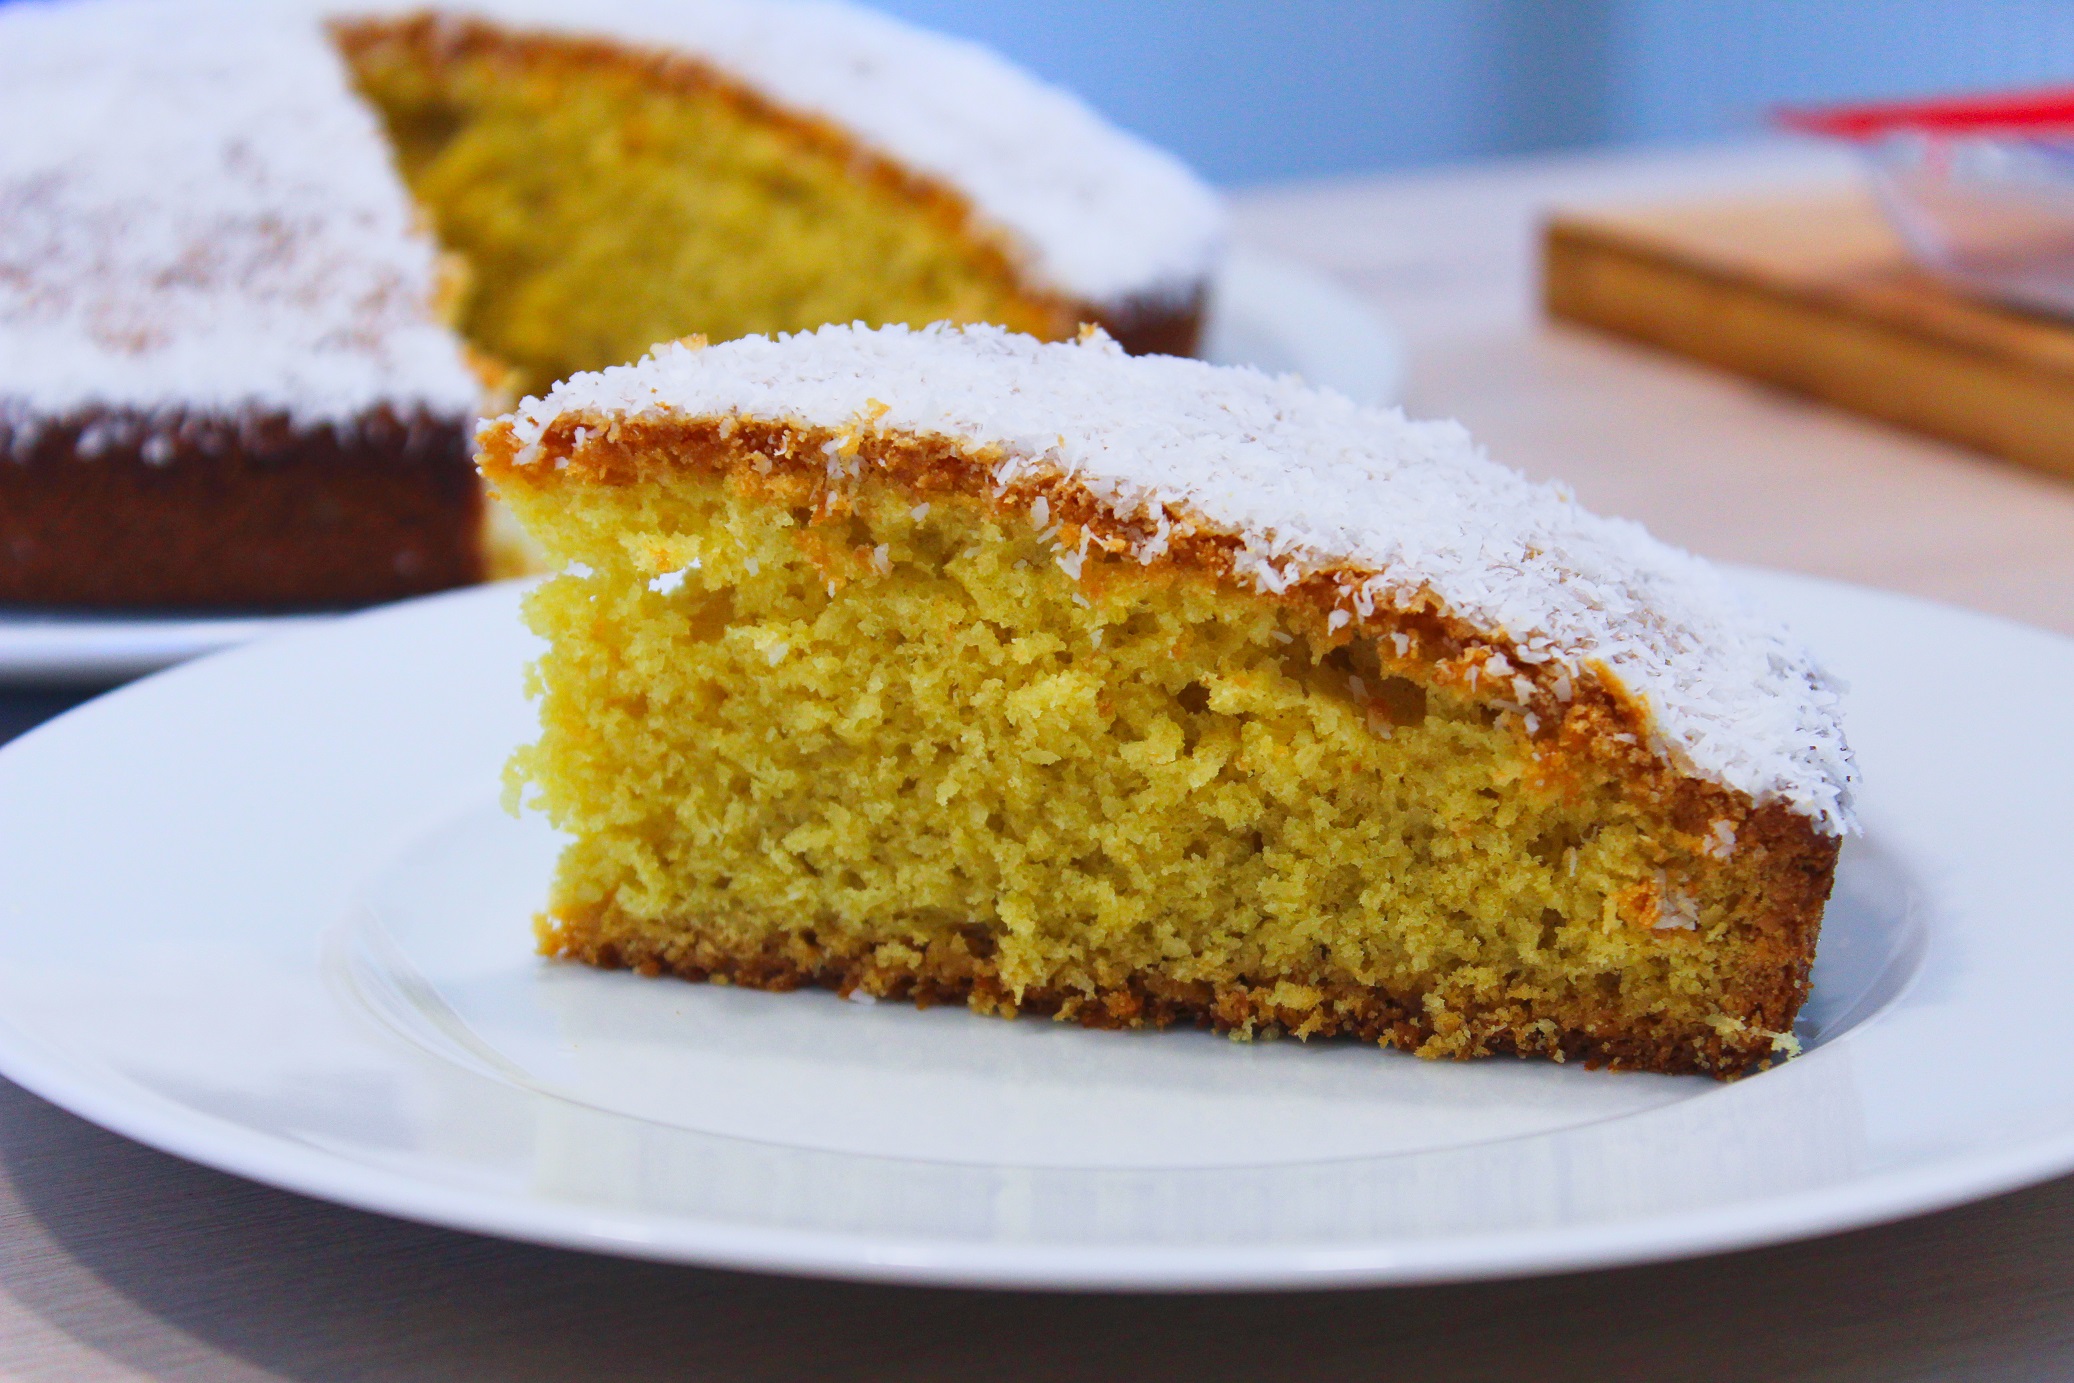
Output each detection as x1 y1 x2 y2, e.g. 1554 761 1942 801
0 0 1220 607
485 323 1856 1079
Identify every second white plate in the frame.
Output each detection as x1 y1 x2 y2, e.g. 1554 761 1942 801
0 570 2068 1289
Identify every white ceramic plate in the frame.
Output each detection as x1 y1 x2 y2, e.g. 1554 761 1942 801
3 569 2058 1292
0 253 1399 688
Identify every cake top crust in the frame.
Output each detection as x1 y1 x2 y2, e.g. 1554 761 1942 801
1 0 1220 427
502 323 1857 832
0 0 481 425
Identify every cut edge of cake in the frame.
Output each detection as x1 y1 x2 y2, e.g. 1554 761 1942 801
332 0 1225 318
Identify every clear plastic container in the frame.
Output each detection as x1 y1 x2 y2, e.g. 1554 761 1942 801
1782 90 2074 319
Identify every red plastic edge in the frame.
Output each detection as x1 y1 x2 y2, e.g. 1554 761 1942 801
1777 87 2074 139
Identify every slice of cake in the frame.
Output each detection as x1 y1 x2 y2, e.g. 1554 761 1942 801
1 0 1220 607
484 324 1855 1079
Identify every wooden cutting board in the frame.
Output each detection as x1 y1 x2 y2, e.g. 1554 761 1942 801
1543 187 2074 481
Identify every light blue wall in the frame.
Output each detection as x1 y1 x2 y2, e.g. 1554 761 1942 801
869 0 2074 185
872 0 1613 183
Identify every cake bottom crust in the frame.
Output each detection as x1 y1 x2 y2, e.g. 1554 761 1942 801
544 912 1794 1080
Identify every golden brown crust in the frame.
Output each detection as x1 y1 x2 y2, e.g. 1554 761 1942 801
333 13 1201 356
0 405 483 608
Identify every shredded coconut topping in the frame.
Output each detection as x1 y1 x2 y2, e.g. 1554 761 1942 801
506 323 1857 832
0 0 479 424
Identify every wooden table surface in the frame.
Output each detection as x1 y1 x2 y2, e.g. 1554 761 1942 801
4 142 2074 1381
